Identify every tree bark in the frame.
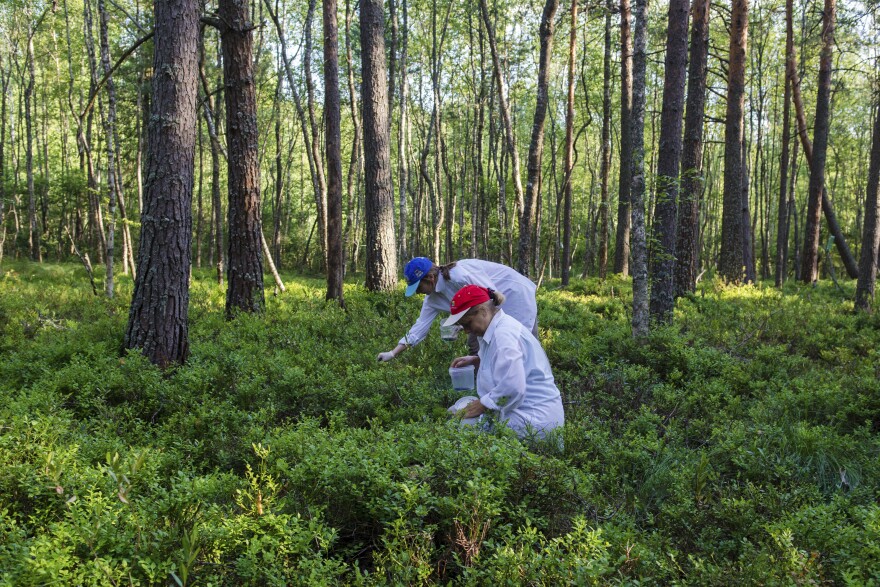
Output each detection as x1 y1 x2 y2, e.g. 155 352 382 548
98 0 118 297
800 0 836 283
613 0 633 276
324 0 345 305
198 35 225 285
518 0 559 277
673 0 710 297
305 0 329 268
124 0 199 367
775 0 794 287
719 0 749 282
479 0 525 257
561 0 578 286
854 95 880 310
630 0 649 337
220 0 265 315
648 0 689 322
361 0 398 290
598 0 612 279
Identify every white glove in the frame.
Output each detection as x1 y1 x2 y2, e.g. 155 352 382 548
377 351 396 362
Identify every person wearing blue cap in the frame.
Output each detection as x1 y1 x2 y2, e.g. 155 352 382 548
377 257 538 362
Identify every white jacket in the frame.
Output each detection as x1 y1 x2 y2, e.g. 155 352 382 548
399 259 538 347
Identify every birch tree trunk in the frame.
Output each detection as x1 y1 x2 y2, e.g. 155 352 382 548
630 0 650 337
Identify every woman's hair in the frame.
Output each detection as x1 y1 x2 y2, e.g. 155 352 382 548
439 261 457 281
487 288 505 307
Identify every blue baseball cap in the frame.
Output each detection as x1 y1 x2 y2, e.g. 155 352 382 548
404 257 434 296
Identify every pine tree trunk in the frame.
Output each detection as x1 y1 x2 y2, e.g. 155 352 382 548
220 0 265 315
361 0 398 290
648 0 689 322
124 0 199 367
719 0 748 282
561 0 578 286
598 0 612 279
854 96 880 310
775 1 794 287
800 0 836 283
305 0 329 269
673 0 709 297
324 0 345 305
613 0 633 276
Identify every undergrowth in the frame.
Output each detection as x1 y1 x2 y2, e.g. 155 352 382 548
1 261 879 585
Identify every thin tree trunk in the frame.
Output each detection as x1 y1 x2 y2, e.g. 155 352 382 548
218 0 265 315
561 0 578 286
199 34 225 285
26 21 40 261
673 0 709 297
397 0 409 260
305 0 329 268
613 0 633 275
742 139 756 282
649 0 689 322
630 0 649 337
800 0 837 283
98 0 118 297
324 0 344 304
479 0 525 253
719 0 748 282
518 0 559 277
855 95 880 311
598 0 612 279
775 1 794 287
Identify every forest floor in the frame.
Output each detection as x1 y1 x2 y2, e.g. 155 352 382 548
1 261 879 585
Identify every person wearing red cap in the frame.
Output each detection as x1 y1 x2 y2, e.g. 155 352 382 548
444 285 564 439
377 258 538 362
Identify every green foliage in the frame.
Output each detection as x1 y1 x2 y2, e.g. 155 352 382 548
1 262 880 583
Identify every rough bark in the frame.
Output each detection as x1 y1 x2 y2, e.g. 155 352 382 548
800 0 836 283
360 0 398 291
719 0 749 282
124 0 199 367
630 0 649 337
613 0 633 275
854 97 880 311
673 0 710 297
220 0 265 315
324 0 345 305
518 0 559 277
561 0 578 286
775 0 794 287
598 0 612 279
648 0 689 322
98 0 118 297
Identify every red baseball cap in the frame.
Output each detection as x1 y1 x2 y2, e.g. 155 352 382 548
443 285 491 326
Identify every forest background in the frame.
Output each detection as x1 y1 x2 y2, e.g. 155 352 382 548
2 0 880 583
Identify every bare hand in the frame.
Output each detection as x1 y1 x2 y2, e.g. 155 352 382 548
461 400 487 419
450 355 479 369
377 351 395 362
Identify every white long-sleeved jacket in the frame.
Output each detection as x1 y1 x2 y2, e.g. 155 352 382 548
475 310 564 437
398 259 537 347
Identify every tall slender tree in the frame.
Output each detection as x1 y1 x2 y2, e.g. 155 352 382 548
613 0 633 276
98 0 118 297
630 0 649 337
598 0 612 279
800 0 836 283
361 0 398 290
217 0 265 315
719 0 749 282
325 0 345 305
674 0 710 297
855 93 880 311
124 0 199 367
775 0 794 287
648 0 689 322
518 0 559 277
561 0 578 286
